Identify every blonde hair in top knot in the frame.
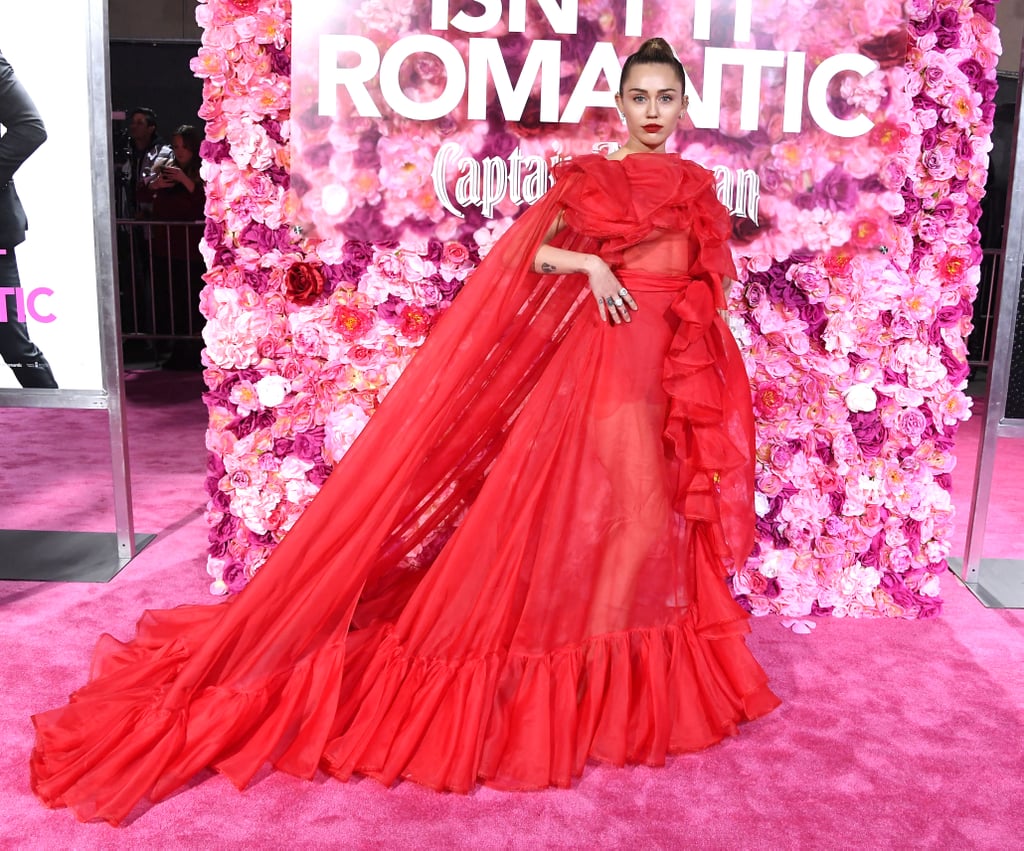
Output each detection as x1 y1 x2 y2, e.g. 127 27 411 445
620 37 687 95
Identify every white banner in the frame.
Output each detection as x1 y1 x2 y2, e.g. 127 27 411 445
1 2 104 391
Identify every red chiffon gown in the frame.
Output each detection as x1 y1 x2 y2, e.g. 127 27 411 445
31 152 779 824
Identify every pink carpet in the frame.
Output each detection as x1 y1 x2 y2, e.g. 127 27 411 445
1 371 1022 848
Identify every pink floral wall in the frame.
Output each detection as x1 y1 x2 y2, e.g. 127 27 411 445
193 0 1000 619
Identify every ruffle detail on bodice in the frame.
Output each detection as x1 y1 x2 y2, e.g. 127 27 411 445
658 276 748 493
554 154 736 291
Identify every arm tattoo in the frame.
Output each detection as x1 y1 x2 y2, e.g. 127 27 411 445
541 262 556 273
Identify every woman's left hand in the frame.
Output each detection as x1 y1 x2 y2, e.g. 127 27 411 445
160 166 196 194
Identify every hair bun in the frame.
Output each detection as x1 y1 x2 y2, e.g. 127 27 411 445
619 37 687 94
635 38 678 62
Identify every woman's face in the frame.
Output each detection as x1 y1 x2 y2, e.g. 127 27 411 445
171 136 193 166
615 63 688 154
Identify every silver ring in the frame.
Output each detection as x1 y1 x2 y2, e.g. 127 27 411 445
612 297 624 307
618 287 630 297
605 296 616 307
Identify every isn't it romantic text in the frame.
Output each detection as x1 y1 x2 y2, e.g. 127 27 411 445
315 0 881 137
0 287 56 323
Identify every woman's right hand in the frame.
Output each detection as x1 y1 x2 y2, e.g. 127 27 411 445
531 242 637 325
585 256 638 325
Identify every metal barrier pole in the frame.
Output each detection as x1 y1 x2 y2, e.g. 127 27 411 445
116 219 205 342
127 224 139 333
88 0 136 561
167 227 176 336
185 227 194 335
953 49 1024 607
967 249 1002 368
147 223 157 336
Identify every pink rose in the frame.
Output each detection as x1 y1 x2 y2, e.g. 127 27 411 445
348 345 380 368
769 443 794 468
758 474 785 497
229 470 251 489
895 407 929 441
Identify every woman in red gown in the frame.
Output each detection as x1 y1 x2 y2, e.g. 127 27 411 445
31 38 779 824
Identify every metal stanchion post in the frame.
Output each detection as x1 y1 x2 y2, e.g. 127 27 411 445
950 46 1024 608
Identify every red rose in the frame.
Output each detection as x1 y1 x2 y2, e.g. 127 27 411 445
859 30 908 68
823 251 854 278
511 98 550 138
398 303 436 338
747 572 769 594
333 304 374 341
869 122 908 155
443 241 469 264
850 218 881 248
731 214 767 245
286 262 325 305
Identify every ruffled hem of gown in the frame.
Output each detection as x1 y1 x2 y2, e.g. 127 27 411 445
323 604 778 794
32 588 778 823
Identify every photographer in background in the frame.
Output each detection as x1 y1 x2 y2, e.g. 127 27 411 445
146 124 205 369
148 125 204 214
121 106 170 219
0 48 57 389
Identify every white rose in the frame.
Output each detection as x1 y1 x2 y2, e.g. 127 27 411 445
321 183 352 217
918 573 942 597
255 374 291 408
754 491 771 518
324 404 371 463
844 382 877 412
279 456 315 480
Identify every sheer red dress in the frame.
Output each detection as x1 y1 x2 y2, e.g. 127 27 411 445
31 153 780 824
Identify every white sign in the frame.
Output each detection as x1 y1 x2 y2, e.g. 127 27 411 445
1 2 104 391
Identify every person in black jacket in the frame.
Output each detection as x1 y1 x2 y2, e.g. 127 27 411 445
0 49 57 388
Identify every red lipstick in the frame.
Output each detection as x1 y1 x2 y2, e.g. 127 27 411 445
642 123 662 132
